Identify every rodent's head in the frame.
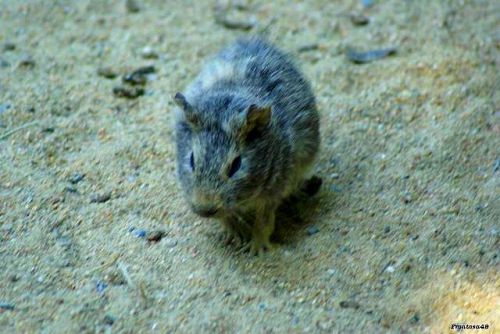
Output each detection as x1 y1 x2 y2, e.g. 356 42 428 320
174 92 272 218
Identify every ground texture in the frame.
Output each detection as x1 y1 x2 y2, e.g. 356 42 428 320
0 0 499 333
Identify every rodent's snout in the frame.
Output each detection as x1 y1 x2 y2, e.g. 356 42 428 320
191 190 221 218
192 205 218 218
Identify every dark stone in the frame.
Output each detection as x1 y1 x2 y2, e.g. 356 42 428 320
90 192 112 203
146 230 166 242
112 86 145 99
122 65 156 86
103 314 116 325
2 42 16 51
125 0 140 13
350 13 370 26
339 300 361 309
306 226 320 236
69 173 85 184
346 47 397 64
97 67 118 79
0 302 15 310
18 55 35 67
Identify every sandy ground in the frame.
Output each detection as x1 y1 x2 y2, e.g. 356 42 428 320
1 0 499 333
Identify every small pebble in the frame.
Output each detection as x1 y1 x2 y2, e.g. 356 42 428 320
330 173 339 179
125 0 140 13
42 127 55 133
89 192 111 203
361 0 373 7
346 47 397 64
122 65 156 86
385 265 395 273
65 185 77 193
2 42 16 51
56 236 73 249
97 67 118 79
18 55 35 67
297 43 319 53
133 229 146 238
103 314 116 325
0 103 11 114
383 226 391 233
0 302 15 311
164 239 178 248
215 16 256 31
493 159 500 173
410 313 420 324
475 203 488 211
112 86 145 99
214 5 256 31
350 13 369 26
403 193 412 204
104 269 126 285
96 281 108 294
124 75 145 85
330 185 342 193
146 229 166 242
339 300 360 309
306 226 320 236
9 274 20 282
2 223 13 233
339 245 350 253
69 172 85 184
140 46 159 59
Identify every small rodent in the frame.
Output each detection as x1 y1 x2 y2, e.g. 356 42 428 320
173 37 321 255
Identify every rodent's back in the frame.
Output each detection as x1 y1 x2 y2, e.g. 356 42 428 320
218 38 316 112
186 37 320 168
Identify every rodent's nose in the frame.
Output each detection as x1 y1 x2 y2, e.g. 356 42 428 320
193 206 218 218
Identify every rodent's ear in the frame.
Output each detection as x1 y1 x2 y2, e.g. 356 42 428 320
173 92 190 110
173 92 200 128
238 104 272 141
246 104 271 128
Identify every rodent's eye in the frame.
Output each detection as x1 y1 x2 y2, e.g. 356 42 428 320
227 156 241 178
189 152 195 171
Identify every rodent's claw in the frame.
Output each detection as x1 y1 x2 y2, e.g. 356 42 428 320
221 225 252 249
221 232 234 246
249 237 274 257
221 231 242 247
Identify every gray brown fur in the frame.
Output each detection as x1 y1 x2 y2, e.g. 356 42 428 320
173 37 320 254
